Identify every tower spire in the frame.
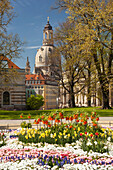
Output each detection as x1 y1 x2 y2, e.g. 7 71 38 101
25 56 30 74
47 16 49 22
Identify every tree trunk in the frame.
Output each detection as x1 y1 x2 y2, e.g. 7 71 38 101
70 93 75 108
101 84 111 109
70 82 75 108
93 53 111 109
87 62 91 107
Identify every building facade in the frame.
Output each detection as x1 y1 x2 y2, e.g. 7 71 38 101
25 73 58 110
59 75 113 108
25 19 59 110
0 55 26 110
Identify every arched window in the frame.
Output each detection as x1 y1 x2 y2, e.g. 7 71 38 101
49 33 51 39
3 91 10 105
45 32 47 39
39 55 42 62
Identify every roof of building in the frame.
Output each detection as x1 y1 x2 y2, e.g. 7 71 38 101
44 20 52 31
25 74 45 81
0 55 20 69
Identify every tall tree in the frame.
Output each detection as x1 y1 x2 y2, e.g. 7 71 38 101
0 0 23 76
49 20 88 107
54 0 113 109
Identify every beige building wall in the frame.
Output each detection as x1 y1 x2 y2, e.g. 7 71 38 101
44 85 59 109
0 69 26 110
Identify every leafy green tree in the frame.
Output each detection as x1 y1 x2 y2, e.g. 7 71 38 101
26 95 44 110
0 0 24 80
49 20 89 108
54 0 113 109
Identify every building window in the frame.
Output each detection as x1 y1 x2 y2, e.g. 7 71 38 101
3 91 10 105
2 61 8 68
39 55 42 62
45 32 47 39
83 94 84 104
26 81 29 85
49 47 52 52
76 95 78 104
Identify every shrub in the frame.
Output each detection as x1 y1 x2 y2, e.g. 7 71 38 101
20 121 32 128
26 95 44 110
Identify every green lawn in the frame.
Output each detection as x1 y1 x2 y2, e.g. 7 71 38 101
0 107 113 119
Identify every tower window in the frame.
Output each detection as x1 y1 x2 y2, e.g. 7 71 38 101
39 55 42 62
49 48 52 52
45 32 47 39
49 33 52 39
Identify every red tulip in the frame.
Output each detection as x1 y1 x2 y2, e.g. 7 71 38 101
48 124 51 127
90 134 93 137
83 121 87 125
66 117 69 120
96 117 99 121
36 121 39 124
95 132 99 136
59 112 63 117
37 118 41 122
69 117 73 121
69 125 73 129
80 133 83 136
41 116 44 119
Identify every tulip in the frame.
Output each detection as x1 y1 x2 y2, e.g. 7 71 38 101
69 117 73 121
83 121 87 125
28 116 31 119
95 132 99 136
90 134 93 137
80 133 83 136
96 117 99 121
69 125 73 129
66 117 69 120
20 115 23 118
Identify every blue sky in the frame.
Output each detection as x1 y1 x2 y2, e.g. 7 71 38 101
8 0 67 72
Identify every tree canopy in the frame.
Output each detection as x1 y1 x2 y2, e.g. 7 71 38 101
53 0 113 109
0 0 23 70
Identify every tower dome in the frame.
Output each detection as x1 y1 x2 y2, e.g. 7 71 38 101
44 17 52 31
34 18 54 75
43 17 53 46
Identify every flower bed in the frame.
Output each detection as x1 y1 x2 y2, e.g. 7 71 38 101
0 111 113 169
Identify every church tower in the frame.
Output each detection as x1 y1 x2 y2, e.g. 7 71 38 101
34 18 54 75
25 57 30 74
43 17 53 46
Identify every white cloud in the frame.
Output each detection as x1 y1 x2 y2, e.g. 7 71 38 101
16 0 32 7
23 46 41 49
